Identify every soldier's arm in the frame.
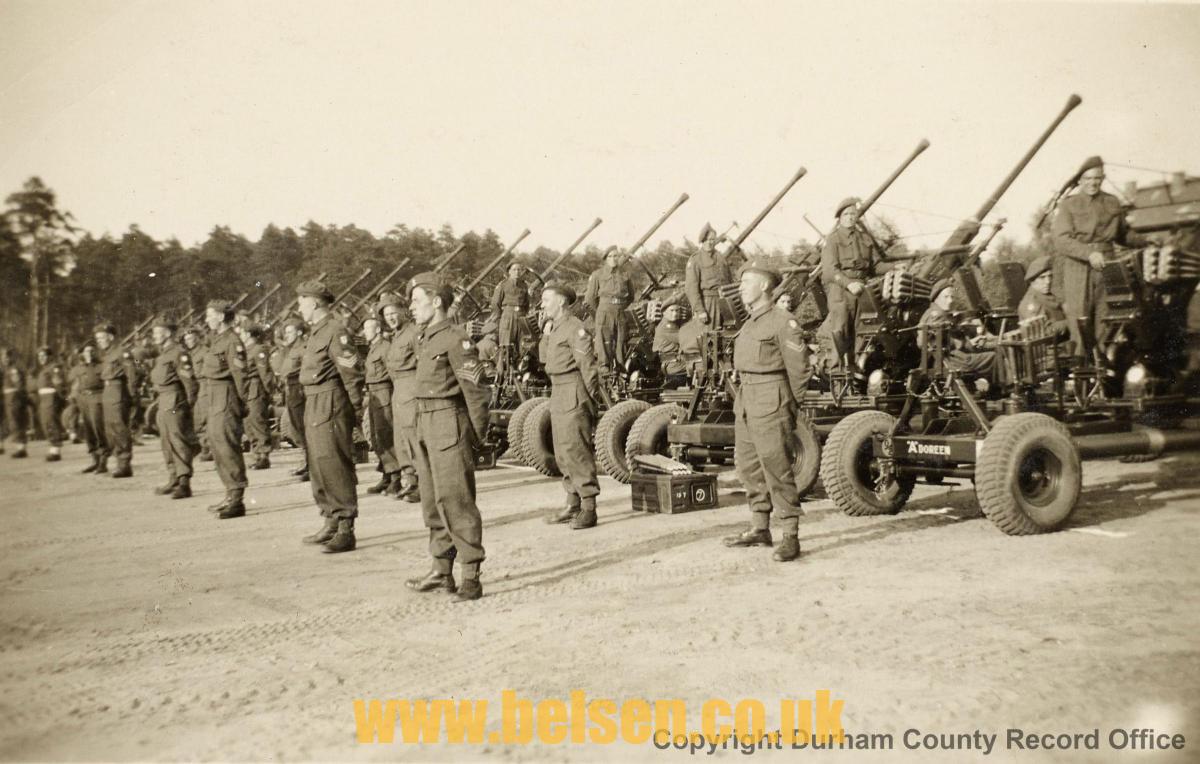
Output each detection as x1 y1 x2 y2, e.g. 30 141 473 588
52 365 67 396
448 338 490 442
684 257 703 313
229 341 249 404
1050 203 1094 263
178 351 199 406
779 317 813 403
490 282 504 314
584 273 599 313
121 351 139 400
329 331 364 413
571 323 601 403
820 238 848 287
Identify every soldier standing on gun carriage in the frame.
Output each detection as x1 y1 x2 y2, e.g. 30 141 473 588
149 313 198 500
820 197 882 373
402 272 489 601
539 282 602 530
721 260 813 563
584 246 635 376
31 346 67 462
96 323 137 478
362 312 403 498
685 223 735 327
295 281 364 553
202 300 250 519
490 259 533 380
1051 156 1149 357
380 291 421 502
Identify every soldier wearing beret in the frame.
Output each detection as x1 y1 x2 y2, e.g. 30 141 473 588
95 323 138 478
276 317 310 481
685 223 735 327
722 260 813 562
149 314 198 499
489 259 533 380
1018 256 1072 346
402 272 489 601
202 300 250 518
917 280 997 378
70 343 107 472
820 197 887 371
31 346 67 461
539 281 602 529
381 291 421 502
237 322 275 470
584 246 635 376
362 311 402 497
295 280 365 553
1051 156 1148 357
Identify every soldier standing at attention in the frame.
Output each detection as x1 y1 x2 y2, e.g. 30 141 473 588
402 272 489 601
362 314 402 497
584 246 635 375
184 324 214 463
278 317 310 481
685 223 735 327
32 346 67 461
3 362 29 459
73 343 107 472
238 323 274 470
489 259 532 379
295 281 364 553
539 282 602 530
202 300 250 519
722 260 813 563
96 324 137 478
820 197 881 372
1051 155 1147 354
149 314 198 500
381 292 421 502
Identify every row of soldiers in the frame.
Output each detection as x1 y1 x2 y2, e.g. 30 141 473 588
6 153 1145 597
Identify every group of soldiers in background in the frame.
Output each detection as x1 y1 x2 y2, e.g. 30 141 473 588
0 155 1153 595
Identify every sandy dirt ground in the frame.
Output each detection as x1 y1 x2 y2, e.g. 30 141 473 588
0 436 1197 763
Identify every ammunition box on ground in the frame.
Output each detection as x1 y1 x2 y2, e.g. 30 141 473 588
630 472 718 514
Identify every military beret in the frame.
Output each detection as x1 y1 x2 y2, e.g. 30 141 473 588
408 272 455 307
929 278 954 301
181 324 202 336
507 256 527 268
738 259 781 289
376 291 404 310
835 196 861 218
603 245 621 258
281 315 306 331
1025 255 1053 282
151 313 178 331
296 280 334 302
542 280 577 305
207 298 234 313
1076 155 1104 177
698 222 716 242
92 322 117 336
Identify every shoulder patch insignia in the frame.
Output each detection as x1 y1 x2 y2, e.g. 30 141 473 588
258 352 266 359
788 319 798 329
462 340 471 350
578 328 587 338
180 354 188 362
340 335 350 345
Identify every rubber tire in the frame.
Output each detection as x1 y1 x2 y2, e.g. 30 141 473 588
506 396 546 464
595 399 651 483
820 410 915 516
521 399 560 477
975 412 1081 535
625 403 687 467
792 414 821 496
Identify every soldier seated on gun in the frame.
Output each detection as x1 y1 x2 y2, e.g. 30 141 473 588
1017 255 1072 348
653 303 690 389
918 279 997 389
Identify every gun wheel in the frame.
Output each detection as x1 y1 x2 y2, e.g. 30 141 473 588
625 403 686 468
976 413 1080 535
821 410 914 516
595 399 651 483
521 399 560 477
506 396 546 464
792 414 821 496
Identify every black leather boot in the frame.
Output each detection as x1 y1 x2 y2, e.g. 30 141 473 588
171 476 192 499
217 489 246 519
773 535 801 562
405 570 456 593
322 519 356 553
722 527 773 548
154 477 178 495
302 517 338 544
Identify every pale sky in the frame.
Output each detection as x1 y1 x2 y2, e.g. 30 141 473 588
2 0 1198 255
